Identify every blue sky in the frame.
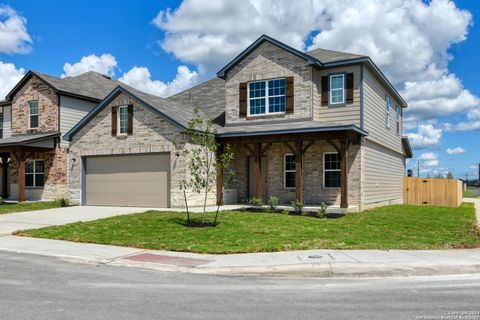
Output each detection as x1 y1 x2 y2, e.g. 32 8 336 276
0 0 479 180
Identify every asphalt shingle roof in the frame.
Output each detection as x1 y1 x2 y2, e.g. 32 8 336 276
0 132 60 146
306 48 366 64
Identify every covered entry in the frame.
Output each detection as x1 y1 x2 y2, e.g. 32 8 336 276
84 153 170 207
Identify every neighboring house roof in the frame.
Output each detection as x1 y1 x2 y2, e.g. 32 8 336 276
402 137 413 158
217 120 368 138
215 34 407 108
5 70 120 102
168 77 226 125
0 132 60 147
0 100 11 107
64 85 209 141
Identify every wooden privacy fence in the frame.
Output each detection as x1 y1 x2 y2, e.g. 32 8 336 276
403 177 463 208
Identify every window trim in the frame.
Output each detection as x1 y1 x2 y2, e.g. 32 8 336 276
323 152 341 189
25 159 45 188
284 153 296 189
329 74 345 105
385 96 391 129
117 105 128 136
28 100 39 129
247 78 286 117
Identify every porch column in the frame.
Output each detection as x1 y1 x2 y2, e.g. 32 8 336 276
216 144 224 206
18 156 26 203
1 155 8 199
295 140 304 203
253 143 262 199
340 138 349 209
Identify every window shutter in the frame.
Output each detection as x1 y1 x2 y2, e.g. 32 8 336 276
111 106 117 136
239 82 248 118
285 76 294 114
346 73 354 104
321 76 329 106
127 104 133 135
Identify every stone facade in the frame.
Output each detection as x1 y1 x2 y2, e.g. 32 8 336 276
11 75 59 134
225 140 363 207
225 41 314 124
68 92 216 208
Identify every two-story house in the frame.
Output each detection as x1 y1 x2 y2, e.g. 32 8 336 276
0 71 120 202
63 34 412 211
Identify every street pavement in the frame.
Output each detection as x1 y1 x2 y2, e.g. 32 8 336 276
1 251 480 320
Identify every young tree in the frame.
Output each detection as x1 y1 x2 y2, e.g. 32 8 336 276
446 172 454 179
180 107 235 225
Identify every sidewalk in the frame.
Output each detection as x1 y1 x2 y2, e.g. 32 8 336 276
1 235 480 278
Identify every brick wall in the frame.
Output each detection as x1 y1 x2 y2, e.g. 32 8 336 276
68 92 216 207
11 75 59 134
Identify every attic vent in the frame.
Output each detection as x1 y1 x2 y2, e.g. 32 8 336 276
102 74 112 79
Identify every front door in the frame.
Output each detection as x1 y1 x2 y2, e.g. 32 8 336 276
248 156 267 200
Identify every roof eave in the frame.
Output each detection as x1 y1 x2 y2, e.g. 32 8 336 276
217 34 323 80
216 125 368 138
402 136 413 158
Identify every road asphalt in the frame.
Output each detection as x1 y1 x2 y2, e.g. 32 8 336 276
1 251 480 320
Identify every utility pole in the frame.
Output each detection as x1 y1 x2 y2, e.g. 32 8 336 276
417 160 420 177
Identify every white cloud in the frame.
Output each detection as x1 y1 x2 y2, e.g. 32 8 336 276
445 107 480 131
406 124 442 149
154 0 478 124
62 54 118 78
119 65 198 97
0 4 32 54
0 61 25 99
418 152 439 168
446 147 465 155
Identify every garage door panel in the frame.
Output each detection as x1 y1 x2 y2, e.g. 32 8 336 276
85 154 170 207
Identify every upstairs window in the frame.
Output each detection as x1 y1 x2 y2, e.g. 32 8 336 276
28 100 39 129
385 96 391 129
0 108 3 139
284 154 296 189
324 152 341 188
396 106 401 135
248 78 286 116
25 160 44 188
329 74 345 105
118 105 128 135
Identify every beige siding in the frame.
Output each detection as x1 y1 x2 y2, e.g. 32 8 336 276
313 65 361 126
3 105 11 138
363 139 404 207
363 67 403 154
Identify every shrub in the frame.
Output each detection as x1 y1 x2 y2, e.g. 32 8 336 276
317 202 328 218
56 197 69 207
247 197 264 212
267 196 279 211
291 200 304 215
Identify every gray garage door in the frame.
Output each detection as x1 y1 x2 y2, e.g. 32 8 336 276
85 154 170 207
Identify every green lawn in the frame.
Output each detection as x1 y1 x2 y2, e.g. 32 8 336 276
464 187 479 198
17 203 480 253
0 201 61 215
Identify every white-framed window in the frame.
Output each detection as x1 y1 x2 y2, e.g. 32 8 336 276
117 105 128 135
25 159 44 188
396 106 401 135
324 152 341 189
284 154 296 189
385 96 391 129
329 74 345 105
28 100 39 129
248 78 286 116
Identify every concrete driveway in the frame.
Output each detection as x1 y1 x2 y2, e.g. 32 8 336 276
0 206 148 236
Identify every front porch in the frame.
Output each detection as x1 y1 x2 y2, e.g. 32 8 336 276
217 126 366 210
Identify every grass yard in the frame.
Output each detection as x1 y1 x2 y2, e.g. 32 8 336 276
0 201 61 215
464 187 479 198
17 203 480 253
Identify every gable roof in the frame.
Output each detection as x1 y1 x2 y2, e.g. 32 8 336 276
5 70 120 102
64 84 209 141
215 34 407 108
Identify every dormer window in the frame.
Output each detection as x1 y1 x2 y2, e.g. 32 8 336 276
329 74 345 105
248 78 286 116
28 100 39 129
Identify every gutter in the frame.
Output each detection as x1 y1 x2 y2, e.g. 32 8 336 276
216 125 369 138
